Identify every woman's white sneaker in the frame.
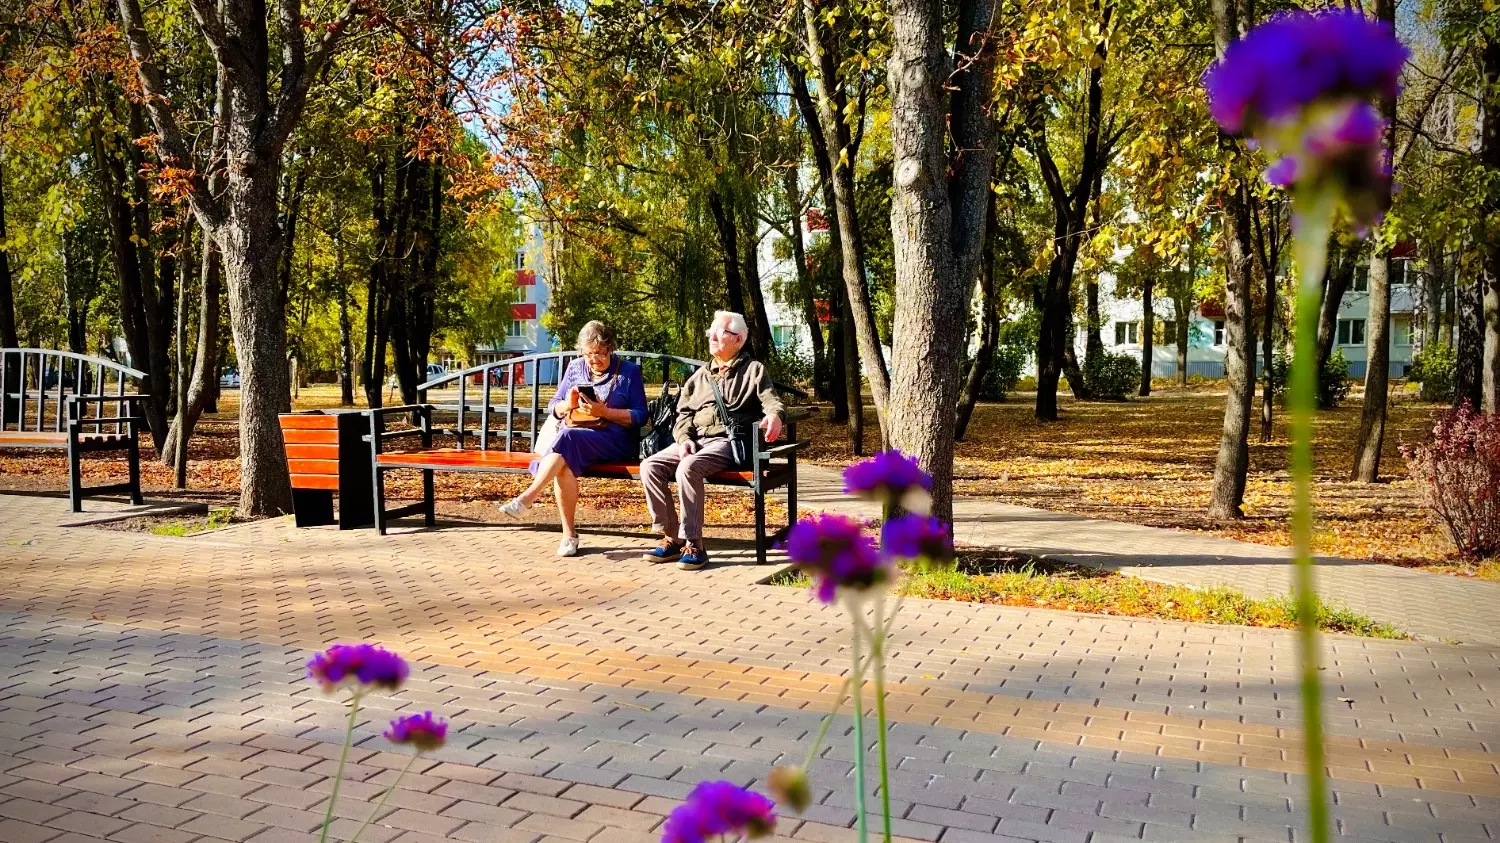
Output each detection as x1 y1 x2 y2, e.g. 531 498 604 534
557 535 580 557
498 497 530 518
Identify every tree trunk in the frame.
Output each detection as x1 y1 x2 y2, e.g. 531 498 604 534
709 190 749 321
887 0 997 523
1253 197 1282 442
1353 15 1397 481
1176 303 1190 386
1316 247 1353 373
1140 272 1154 397
162 235 221 472
1458 276 1483 408
1085 273 1104 368
171 225 192 487
0 160 16 348
1415 244 1444 358
1481 32 1500 414
841 295 863 455
800 0 891 444
1206 0 1258 521
783 165 827 395
956 190 999 440
829 291 850 423
338 244 355 407
739 196 774 359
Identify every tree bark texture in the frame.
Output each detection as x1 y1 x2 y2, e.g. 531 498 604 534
162 236 221 472
115 0 360 515
0 161 16 348
1207 0 1258 521
1354 0 1397 479
800 0 891 445
1315 247 1354 373
1254 199 1281 443
887 0 997 523
1481 32 1500 414
1458 276 1483 408
709 191 749 328
783 165 827 395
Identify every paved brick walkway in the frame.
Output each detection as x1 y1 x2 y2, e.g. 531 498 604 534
796 466 1500 646
0 492 1496 843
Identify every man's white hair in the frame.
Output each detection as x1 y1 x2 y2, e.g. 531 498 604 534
714 311 748 337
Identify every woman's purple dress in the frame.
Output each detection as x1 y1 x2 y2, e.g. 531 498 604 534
533 356 648 476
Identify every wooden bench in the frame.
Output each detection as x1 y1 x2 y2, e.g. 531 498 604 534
365 351 808 565
277 411 374 529
0 348 149 511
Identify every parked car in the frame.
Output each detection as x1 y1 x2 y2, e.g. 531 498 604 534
388 363 449 391
219 369 241 388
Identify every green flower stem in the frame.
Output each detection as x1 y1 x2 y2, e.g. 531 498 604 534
871 596 893 842
318 690 363 843
346 751 421 843
801 662 870 772
1290 187 1336 843
847 598 869 843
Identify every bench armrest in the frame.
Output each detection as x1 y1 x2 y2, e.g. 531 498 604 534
757 441 809 461
362 404 432 417
67 394 150 405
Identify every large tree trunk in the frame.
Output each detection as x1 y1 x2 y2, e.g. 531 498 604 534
1206 0 1258 521
162 236 221 471
739 196 775 359
800 0 891 444
1458 276 1484 408
956 190 999 440
1481 33 1500 414
841 296 863 455
887 0 997 523
1253 197 1282 442
709 190 749 322
1176 300 1190 386
0 160 16 348
1354 9 1398 480
338 242 355 406
1415 244 1444 358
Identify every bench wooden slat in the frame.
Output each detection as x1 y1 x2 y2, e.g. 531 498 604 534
279 414 340 430
290 473 341 491
282 429 339 445
288 459 339 475
285 443 340 460
0 432 129 446
373 448 766 484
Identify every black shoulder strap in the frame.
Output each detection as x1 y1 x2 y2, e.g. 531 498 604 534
706 368 733 428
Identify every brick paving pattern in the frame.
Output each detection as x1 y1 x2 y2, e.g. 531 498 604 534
0 492 1495 843
796 466 1500 646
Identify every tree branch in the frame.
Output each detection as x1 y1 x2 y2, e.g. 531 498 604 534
113 0 226 230
272 0 362 148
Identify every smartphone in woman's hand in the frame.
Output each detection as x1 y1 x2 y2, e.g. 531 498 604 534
577 384 598 403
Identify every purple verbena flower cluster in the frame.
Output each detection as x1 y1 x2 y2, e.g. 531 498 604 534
843 450 933 514
785 514 889 604
660 780 776 843
384 711 448 752
1202 10 1407 230
306 643 409 693
1202 11 1404 134
883 514 954 564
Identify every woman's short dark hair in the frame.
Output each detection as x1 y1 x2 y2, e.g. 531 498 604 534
575 321 617 353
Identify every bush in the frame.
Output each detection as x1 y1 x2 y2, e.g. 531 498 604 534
1402 403 1500 560
1266 349 1352 409
975 344 1026 401
1409 342 1456 403
1084 351 1141 400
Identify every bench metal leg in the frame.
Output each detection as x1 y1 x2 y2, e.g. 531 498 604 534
373 467 388 535
292 489 336 527
754 486 768 566
423 469 435 528
126 435 142 505
67 436 82 513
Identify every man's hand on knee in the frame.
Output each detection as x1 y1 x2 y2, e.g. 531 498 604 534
675 440 697 459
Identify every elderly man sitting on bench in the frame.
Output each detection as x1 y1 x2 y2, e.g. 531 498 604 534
639 311 784 571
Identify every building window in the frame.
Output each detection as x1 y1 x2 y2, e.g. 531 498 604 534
1337 318 1366 346
1352 266 1369 293
1213 320 1225 346
772 326 794 347
508 320 525 338
1163 320 1177 341
515 251 525 270
1394 316 1412 347
1113 321 1139 345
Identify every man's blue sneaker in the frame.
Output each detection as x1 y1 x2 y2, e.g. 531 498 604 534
677 542 708 571
642 537 684 564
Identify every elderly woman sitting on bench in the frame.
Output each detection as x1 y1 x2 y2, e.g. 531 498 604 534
499 320 648 556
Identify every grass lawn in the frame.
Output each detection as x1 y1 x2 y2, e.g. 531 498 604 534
771 551 1408 638
801 386 1497 580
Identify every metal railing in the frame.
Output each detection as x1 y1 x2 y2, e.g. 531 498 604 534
0 348 146 436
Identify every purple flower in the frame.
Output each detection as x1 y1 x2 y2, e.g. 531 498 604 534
883 515 954 564
843 450 933 514
384 711 447 752
661 780 776 842
1202 10 1405 134
785 514 889 603
306 644 409 693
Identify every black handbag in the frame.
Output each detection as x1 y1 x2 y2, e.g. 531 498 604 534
707 373 753 469
638 382 680 460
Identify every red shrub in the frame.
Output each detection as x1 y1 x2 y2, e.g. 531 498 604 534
1402 403 1500 560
